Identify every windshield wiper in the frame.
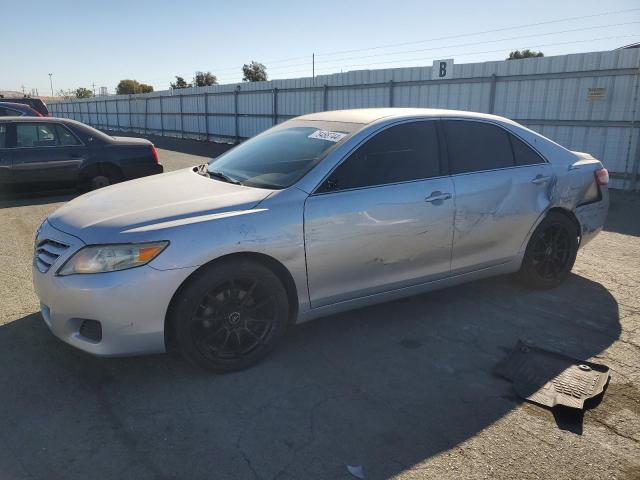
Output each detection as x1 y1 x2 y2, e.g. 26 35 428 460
195 164 210 177
209 170 241 185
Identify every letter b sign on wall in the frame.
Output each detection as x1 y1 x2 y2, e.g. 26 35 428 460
432 59 454 80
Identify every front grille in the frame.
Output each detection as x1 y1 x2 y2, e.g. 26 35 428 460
35 238 70 273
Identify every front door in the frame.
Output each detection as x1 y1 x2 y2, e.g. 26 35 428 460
10 122 85 185
304 120 455 308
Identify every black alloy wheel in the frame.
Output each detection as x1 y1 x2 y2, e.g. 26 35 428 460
191 278 276 361
519 212 579 289
530 224 573 280
173 259 289 372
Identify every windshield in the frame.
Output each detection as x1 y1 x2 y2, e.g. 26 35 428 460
207 121 361 189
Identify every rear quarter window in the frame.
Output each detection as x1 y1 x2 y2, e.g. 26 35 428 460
510 134 546 166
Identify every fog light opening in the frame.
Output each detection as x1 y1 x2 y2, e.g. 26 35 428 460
79 319 102 343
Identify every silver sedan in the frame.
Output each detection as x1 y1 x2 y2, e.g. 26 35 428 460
33 108 609 372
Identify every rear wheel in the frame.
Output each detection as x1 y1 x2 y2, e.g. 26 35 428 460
80 165 122 191
172 259 289 373
89 174 112 190
518 212 579 289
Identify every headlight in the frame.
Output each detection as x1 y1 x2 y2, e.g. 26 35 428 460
34 220 46 249
57 241 169 276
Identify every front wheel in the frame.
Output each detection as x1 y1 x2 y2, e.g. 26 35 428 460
518 212 579 289
172 259 290 373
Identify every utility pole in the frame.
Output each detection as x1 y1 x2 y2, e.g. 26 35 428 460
21 85 25 95
92 82 96 97
312 53 315 84
48 73 53 96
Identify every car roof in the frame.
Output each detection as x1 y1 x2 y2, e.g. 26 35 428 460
297 108 519 126
0 116 76 124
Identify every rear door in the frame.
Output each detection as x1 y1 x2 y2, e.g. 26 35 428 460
443 120 553 273
10 122 86 184
304 120 455 307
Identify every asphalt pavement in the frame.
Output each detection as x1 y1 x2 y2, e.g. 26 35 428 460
0 137 638 480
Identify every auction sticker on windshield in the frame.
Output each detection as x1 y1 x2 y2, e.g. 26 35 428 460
308 130 348 142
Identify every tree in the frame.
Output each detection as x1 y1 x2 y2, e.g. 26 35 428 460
138 83 153 93
507 49 544 60
193 71 218 87
56 89 74 99
170 76 191 89
75 87 93 98
116 79 154 94
242 61 267 82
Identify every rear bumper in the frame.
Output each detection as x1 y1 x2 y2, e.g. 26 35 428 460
124 163 163 180
576 188 609 248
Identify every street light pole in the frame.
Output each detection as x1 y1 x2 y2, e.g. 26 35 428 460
48 73 53 96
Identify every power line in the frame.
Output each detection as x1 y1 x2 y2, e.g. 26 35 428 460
208 7 640 74
151 32 640 85
263 21 640 76
269 34 640 78
314 7 640 57
298 21 640 69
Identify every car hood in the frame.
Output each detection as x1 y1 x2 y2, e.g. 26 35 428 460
48 168 274 244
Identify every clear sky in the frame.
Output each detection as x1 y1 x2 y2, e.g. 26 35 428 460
2 0 639 96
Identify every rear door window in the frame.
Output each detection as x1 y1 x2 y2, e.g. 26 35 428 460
443 120 514 174
0 124 6 148
319 121 440 192
16 123 59 147
55 124 80 145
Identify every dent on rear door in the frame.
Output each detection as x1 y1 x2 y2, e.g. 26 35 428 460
451 164 553 273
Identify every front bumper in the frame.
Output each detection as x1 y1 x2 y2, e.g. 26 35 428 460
32 221 195 356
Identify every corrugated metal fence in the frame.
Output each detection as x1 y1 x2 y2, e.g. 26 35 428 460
49 49 640 190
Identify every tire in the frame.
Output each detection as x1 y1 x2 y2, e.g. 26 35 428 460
80 165 123 191
172 259 290 373
89 174 112 190
518 212 579 289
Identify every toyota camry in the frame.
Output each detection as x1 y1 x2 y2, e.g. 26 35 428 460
32 108 609 372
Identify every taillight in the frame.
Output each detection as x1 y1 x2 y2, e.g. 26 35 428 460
150 144 159 164
595 168 609 186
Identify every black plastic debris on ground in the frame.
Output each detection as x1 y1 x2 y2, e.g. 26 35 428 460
496 340 610 409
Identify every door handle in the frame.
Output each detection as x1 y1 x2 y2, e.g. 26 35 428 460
531 174 551 185
425 191 452 203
